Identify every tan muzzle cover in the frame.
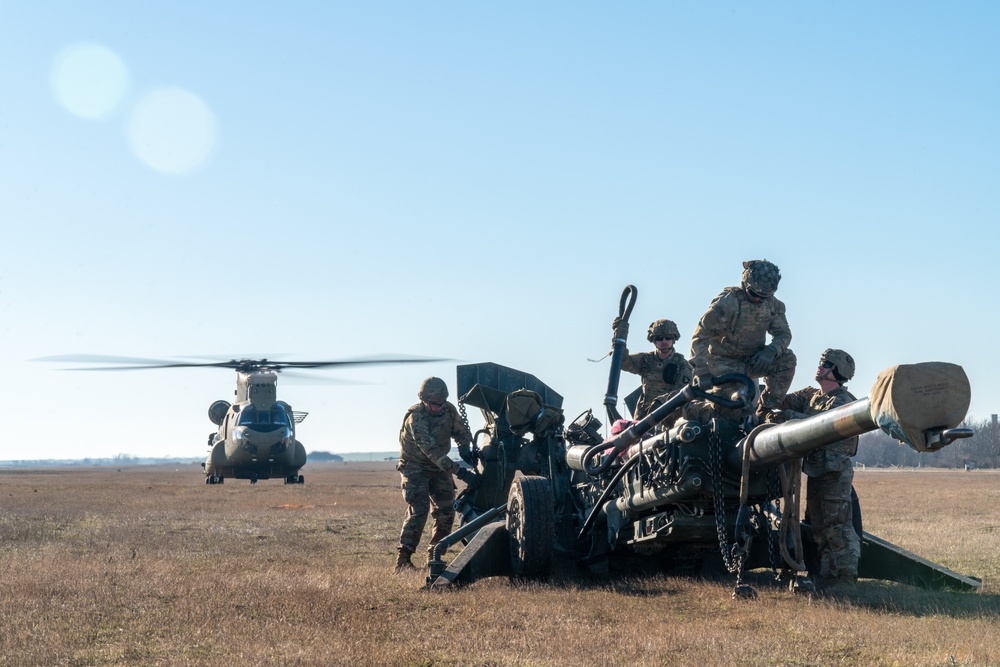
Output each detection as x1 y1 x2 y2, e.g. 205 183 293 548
868 362 971 452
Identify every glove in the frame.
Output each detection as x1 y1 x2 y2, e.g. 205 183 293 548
748 345 778 376
455 466 481 490
611 317 629 341
693 374 714 389
458 443 475 465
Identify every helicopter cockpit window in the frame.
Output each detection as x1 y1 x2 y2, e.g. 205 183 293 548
237 406 290 425
270 407 290 425
238 407 257 425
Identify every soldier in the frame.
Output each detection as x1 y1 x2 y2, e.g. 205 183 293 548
617 319 693 419
776 349 861 593
689 259 796 419
395 376 479 573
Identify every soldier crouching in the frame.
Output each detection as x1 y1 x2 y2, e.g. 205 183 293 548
687 259 796 421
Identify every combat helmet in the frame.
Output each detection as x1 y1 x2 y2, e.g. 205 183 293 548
741 260 781 299
418 377 449 402
820 348 855 383
647 319 681 342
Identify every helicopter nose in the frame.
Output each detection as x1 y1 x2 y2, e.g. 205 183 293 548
241 426 285 448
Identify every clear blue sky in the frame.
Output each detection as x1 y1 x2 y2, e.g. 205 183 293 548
2 2 998 460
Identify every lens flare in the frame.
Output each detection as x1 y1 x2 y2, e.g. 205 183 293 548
127 87 218 174
50 42 130 120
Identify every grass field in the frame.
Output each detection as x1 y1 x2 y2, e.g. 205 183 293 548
1 463 998 666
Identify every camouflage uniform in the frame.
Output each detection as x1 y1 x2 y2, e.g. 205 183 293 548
397 401 472 560
780 385 861 585
689 285 796 414
621 350 693 419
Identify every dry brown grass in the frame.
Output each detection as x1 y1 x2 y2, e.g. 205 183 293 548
1 463 998 666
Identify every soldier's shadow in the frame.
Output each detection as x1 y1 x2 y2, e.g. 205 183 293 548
729 569 998 618
844 581 1000 619
519 555 998 614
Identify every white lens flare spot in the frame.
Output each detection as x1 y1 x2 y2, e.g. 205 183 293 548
50 42 130 120
127 88 218 174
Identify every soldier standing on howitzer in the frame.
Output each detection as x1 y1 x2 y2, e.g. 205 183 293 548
688 259 796 420
772 349 861 595
394 377 479 573
613 318 693 420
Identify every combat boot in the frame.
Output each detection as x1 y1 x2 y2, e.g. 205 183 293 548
819 574 857 598
394 547 416 573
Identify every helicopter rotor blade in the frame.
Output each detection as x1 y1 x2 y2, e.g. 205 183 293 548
270 355 450 371
32 354 184 366
32 355 244 371
32 354 452 372
275 370 371 385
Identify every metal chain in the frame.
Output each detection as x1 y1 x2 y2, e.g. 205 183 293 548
766 467 781 575
458 399 472 440
709 429 742 575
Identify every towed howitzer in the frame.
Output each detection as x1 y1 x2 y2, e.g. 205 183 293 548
427 361 979 594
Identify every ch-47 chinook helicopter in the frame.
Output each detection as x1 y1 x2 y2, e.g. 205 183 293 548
35 354 444 485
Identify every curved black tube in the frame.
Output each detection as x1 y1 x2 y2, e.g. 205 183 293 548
584 373 755 477
577 450 643 540
604 285 638 423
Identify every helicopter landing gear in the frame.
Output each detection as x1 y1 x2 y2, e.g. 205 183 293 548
206 475 224 485
284 474 305 484
250 473 258 484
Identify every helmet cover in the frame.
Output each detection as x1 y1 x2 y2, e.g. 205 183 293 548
418 376 449 402
647 319 681 342
820 348 855 382
741 260 781 298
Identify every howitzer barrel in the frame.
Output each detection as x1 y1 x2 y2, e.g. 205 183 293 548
735 398 877 469
736 361 972 469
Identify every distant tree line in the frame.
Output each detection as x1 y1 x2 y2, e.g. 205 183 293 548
307 451 344 462
855 415 1000 469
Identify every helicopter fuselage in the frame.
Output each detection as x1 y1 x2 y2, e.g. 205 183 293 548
203 370 307 483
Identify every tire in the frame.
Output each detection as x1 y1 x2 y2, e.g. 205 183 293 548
506 476 555 579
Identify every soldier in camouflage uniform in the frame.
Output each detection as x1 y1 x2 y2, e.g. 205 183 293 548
617 319 693 419
688 259 796 419
776 349 861 593
395 377 478 573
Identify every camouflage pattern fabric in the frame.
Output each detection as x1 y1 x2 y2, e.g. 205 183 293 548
741 259 781 297
780 386 859 474
690 286 795 410
418 376 449 402
807 467 860 581
781 385 860 580
398 402 472 473
397 401 472 554
621 350 693 418
646 319 681 342
397 466 456 554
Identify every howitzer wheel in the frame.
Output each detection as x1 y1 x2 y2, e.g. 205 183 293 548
506 476 555 579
